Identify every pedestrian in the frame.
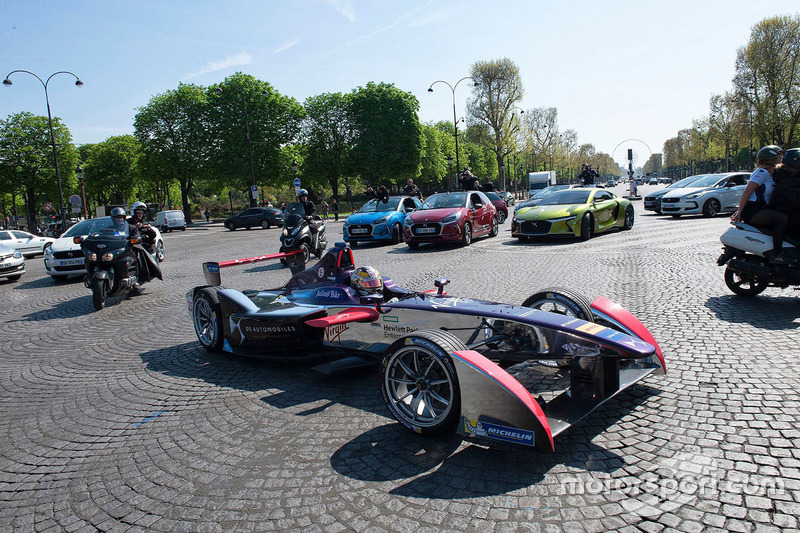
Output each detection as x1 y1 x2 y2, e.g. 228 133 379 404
204 208 210 223
332 199 339 221
280 202 287 212
321 199 329 220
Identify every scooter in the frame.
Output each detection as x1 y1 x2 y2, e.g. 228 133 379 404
717 222 800 296
279 202 327 268
79 219 161 310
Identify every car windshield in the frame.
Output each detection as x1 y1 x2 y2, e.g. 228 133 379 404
63 217 116 237
531 185 569 199
681 174 727 188
537 189 592 206
667 175 709 188
357 197 401 213
419 192 466 210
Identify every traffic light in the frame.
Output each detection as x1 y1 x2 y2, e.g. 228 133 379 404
627 149 633 161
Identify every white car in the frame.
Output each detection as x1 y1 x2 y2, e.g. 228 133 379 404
0 230 55 257
154 210 186 232
660 172 750 218
0 243 25 282
44 217 165 281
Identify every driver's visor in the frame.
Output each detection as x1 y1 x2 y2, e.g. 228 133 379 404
360 279 383 288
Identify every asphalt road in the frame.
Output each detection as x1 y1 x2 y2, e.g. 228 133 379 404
1 188 798 532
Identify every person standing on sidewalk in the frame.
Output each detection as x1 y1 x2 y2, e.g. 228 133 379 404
332 199 339 221
321 200 329 220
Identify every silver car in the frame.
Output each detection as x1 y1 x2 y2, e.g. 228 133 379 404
0 230 55 257
660 172 749 218
0 243 25 282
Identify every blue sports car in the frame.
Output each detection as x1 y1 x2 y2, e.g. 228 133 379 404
343 195 421 245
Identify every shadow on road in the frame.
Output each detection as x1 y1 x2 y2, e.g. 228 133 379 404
705 293 800 330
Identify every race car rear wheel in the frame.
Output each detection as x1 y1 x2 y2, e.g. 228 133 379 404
522 287 594 322
380 330 465 436
724 263 768 296
193 288 224 352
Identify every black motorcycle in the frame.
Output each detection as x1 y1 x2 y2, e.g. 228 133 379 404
279 202 327 270
78 218 161 310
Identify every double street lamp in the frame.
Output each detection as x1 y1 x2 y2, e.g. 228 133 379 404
4 70 84 231
428 77 478 188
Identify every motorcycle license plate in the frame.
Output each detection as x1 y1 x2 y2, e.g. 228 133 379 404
351 228 368 234
60 258 84 266
416 227 435 234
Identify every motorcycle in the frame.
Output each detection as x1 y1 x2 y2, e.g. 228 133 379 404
78 219 162 310
279 202 327 270
717 221 800 296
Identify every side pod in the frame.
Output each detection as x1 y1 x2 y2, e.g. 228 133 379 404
452 350 555 453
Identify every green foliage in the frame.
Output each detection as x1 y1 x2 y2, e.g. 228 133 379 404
301 92 353 199
82 135 141 205
348 81 423 187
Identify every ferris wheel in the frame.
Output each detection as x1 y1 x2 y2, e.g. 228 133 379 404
611 139 653 173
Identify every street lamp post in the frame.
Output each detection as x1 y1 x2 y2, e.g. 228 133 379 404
428 77 477 185
292 159 298 195
4 70 84 232
75 164 88 219
216 85 263 207
447 155 453 192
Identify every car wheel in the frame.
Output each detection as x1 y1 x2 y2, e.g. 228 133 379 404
489 216 499 237
703 198 720 218
156 240 166 262
180 227 185 231
406 242 419 250
522 287 595 322
623 205 635 230
261 220 271 230
580 214 594 240
391 224 402 244
724 263 768 296
671 214 682 219
380 330 465 436
91 278 107 311
51 275 69 282
655 210 662 215
497 211 507 224
193 288 224 352
461 222 472 246
226 222 236 231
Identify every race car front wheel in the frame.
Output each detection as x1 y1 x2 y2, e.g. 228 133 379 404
193 288 224 352
380 330 466 436
522 287 594 322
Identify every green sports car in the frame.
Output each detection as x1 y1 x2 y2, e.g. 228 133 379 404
511 187 634 241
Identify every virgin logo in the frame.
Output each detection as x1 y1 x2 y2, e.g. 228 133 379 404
325 323 348 343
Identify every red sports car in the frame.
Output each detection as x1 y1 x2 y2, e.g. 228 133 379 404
403 191 499 248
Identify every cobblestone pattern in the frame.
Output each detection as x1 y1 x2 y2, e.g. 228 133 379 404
1 201 798 532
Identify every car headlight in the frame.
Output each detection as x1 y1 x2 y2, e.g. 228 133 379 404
373 216 389 225
12 250 22 259
685 193 701 199
102 252 114 262
343 219 350 227
441 213 460 224
44 246 53 257
404 217 413 226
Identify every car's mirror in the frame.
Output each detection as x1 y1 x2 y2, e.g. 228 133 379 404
434 277 450 296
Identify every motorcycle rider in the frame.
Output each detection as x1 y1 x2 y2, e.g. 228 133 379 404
731 145 789 264
110 207 128 232
126 201 162 281
770 148 800 238
297 189 319 241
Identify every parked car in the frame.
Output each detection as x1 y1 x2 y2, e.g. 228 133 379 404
44 217 165 281
404 191 499 248
660 172 750 218
0 243 25 282
498 191 515 206
648 178 659 185
154 210 186 232
224 207 284 231
343 195 421 245
0 230 54 257
512 188 634 241
644 174 709 214
483 191 509 223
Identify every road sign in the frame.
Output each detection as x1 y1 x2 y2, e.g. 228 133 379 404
251 184 259 200
69 195 82 213
293 178 301 188
43 202 53 212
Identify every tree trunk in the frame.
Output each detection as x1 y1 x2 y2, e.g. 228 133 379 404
180 177 193 223
25 187 38 232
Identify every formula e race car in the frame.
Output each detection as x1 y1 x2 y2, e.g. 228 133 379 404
187 243 666 452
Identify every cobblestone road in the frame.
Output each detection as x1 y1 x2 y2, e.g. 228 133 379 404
1 191 798 532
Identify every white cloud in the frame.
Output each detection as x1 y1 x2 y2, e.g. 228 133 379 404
183 51 252 80
274 40 299 53
329 0 355 22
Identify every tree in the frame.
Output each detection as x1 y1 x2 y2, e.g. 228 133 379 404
0 112 77 230
134 83 211 223
83 135 142 206
348 81 423 188
466 58 524 189
733 15 800 147
418 124 447 193
209 73 305 200
521 107 559 173
301 92 353 201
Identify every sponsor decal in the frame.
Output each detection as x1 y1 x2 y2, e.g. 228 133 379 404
317 267 325 278
462 418 535 446
314 288 344 300
204 263 220 274
560 318 579 327
222 339 233 353
229 316 246 345
244 324 296 334
325 323 349 343
383 323 419 339
382 315 399 323
576 322 607 335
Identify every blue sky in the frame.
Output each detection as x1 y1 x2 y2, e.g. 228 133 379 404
1 0 794 167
